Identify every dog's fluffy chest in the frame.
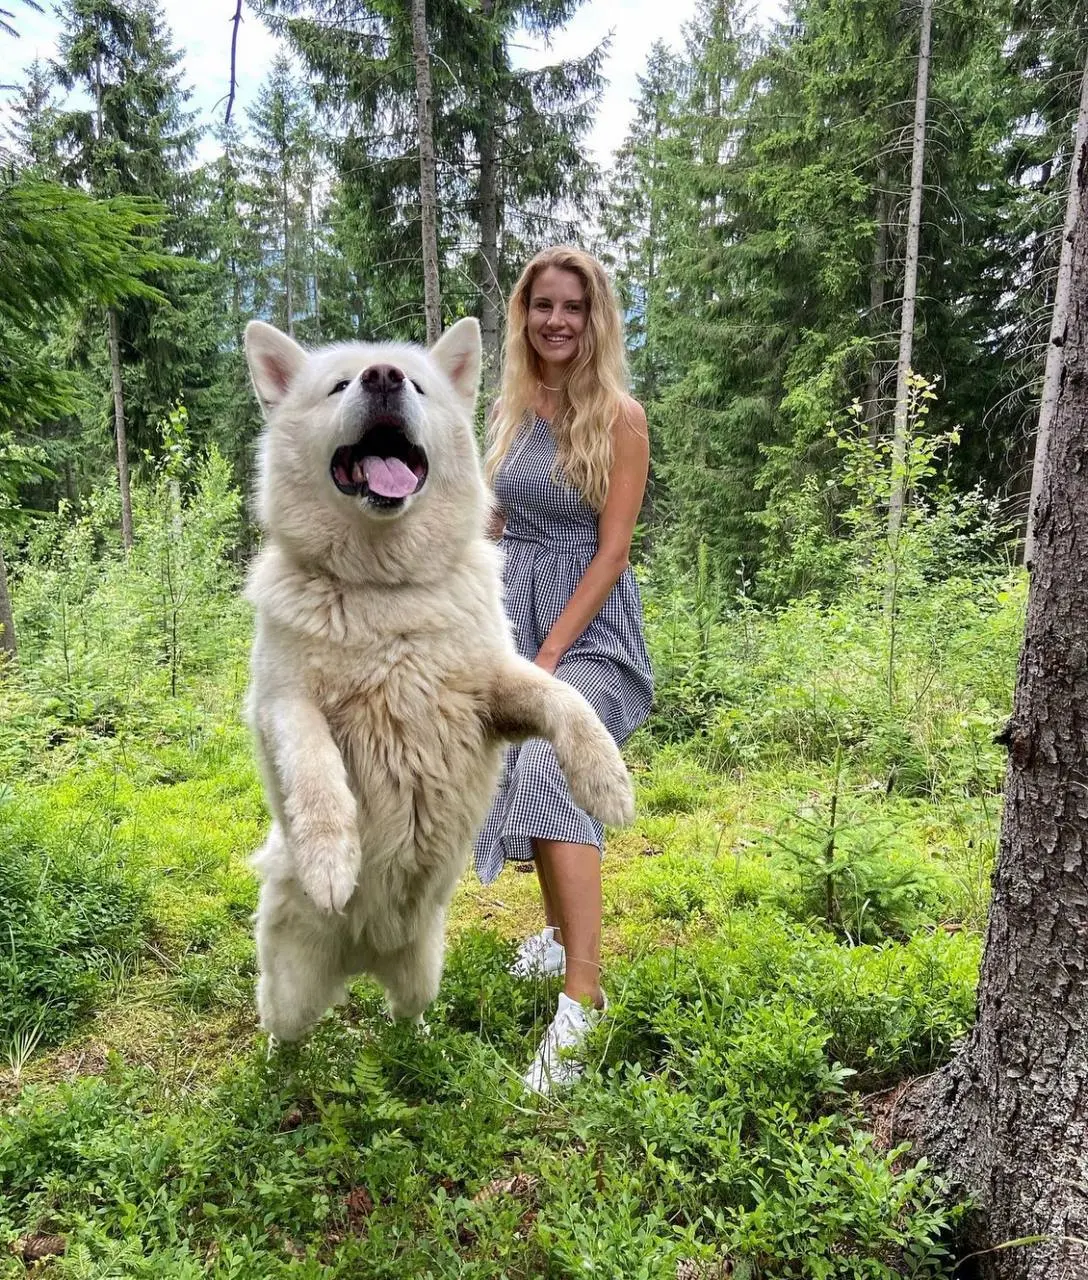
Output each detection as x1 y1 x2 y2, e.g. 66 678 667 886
309 642 485 769
248 546 508 876
311 641 502 895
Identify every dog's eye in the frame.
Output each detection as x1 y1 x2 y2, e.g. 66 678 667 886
329 379 351 396
411 379 425 396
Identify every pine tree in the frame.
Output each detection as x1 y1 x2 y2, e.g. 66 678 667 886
1009 1 1088 544
887 0 932 551
186 124 265 491
631 0 1029 587
646 0 763 574
263 0 602 364
603 41 684 406
3 59 60 171
897 119 1088 1276
246 54 323 339
1024 54 1088 565
411 0 441 344
463 0 604 395
0 173 169 647
49 0 200 542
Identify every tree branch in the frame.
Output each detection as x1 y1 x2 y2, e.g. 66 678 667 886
225 0 243 125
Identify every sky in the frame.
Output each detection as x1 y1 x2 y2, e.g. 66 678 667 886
3 0 784 168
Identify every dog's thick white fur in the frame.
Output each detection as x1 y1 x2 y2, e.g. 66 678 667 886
243 317 635 1042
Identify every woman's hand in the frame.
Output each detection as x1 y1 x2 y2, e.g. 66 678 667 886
486 504 506 542
533 649 560 675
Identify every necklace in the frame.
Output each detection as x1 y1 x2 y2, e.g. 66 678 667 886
538 380 564 393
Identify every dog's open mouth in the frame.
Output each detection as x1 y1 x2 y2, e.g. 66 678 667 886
330 418 428 508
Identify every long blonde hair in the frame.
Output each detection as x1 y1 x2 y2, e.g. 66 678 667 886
485 246 629 511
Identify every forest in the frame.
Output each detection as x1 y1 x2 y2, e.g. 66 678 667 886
1 0 1087 1275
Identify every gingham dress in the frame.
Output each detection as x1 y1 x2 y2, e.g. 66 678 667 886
473 413 654 885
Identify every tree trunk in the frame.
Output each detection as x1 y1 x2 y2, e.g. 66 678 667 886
1024 53 1088 568
863 164 889 444
0 541 16 663
886 0 931 546
476 0 502 403
310 183 322 342
282 160 294 338
411 0 441 346
894 129 1088 1280
477 112 501 402
107 306 134 551
641 101 664 405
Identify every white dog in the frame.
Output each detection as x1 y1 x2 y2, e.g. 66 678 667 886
243 317 634 1042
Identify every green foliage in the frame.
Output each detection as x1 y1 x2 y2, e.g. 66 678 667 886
1 429 246 780
644 564 1021 794
643 389 1023 811
0 791 151 1059
602 913 978 1093
0 2 1063 1270
0 441 254 1061
0 430 1008 1274
264 0 603 341
244 55 324 341
0 915 972 1277
605 0 1072 577
0 177 170 430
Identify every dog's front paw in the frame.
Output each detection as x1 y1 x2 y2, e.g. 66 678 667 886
566 737 636 829
294 826 361 913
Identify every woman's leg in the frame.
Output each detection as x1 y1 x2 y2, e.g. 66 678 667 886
532 837 603 1007
534 858 559 931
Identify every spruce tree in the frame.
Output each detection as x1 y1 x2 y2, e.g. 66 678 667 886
261 0 602 364
186 123 266 490
49 0 202 538
633 0 1029 588
246 54 323 340
647 0 764 574
603 42 684 408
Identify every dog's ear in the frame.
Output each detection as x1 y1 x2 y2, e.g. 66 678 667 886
245 321 307 413
431 317 482 413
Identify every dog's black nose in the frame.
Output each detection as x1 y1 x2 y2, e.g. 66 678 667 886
361 364 405 394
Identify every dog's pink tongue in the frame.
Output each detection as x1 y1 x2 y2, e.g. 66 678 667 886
363 456 417 499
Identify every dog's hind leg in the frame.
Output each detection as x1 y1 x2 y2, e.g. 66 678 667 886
366 911 446 1023
254 865 352 1043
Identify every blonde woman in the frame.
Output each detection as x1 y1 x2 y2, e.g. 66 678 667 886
474 246 653 1093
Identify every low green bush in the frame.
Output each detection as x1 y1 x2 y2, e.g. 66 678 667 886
0 794 151 1059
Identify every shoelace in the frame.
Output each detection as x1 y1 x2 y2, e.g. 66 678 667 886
545 1004 585 1054
515 932 554 964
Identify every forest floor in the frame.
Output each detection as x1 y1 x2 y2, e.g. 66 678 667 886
0 662 988 1277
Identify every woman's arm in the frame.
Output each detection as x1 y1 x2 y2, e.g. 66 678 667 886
534 398 650 674
486 505 506 541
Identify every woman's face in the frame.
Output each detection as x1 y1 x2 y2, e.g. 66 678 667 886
526 266 587 374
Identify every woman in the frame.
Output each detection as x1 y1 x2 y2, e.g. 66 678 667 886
474 246 653 1093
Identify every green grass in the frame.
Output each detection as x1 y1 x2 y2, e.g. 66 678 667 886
0 688 986 1277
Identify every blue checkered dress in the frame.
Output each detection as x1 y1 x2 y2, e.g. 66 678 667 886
473 413 654 885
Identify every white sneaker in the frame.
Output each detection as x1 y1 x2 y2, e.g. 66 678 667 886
522 991 607 1095
508 926 566 979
